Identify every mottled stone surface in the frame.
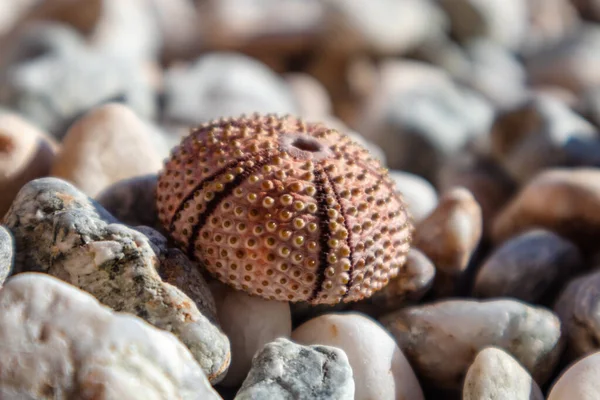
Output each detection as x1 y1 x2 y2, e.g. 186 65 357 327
211 283 292 387
51 103 165 197
235 338 354 400
414 187 482 274
492 168 600 252
293 313 424 400
0 273 221 400
0 225 13 285
463 347 544 400
161 53 298 126
2 177 230 383
380 299 563 389
0 112 58 217
548 351 600 400
490 95 600 184
554 270 600 360
474 229 582 302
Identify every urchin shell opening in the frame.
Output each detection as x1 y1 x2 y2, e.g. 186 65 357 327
280 133 332 161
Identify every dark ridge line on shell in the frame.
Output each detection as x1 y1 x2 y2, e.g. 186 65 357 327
323 167 355 300
186 154 275 260
308 167 333 302
168 155 254 230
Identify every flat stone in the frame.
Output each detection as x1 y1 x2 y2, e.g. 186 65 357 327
414 187 482 275
235 338 354 400
161 52 298 126
474 229 582 303
521 0 580 55
548 351 600 399
51 103 165 197
3 177 231 383
0 226 13 285
0 112 58 217
95 174 159 230
490 95 600 184
0 273 221 399
292 313 424 400
463 347 544 400
211 283 292 388
492 168 600 252
554 270 600 360
380 299 563 390
285 73 332 120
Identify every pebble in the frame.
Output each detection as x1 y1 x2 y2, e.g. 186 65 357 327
554 270 600 360
285 72 333 120
0 226 13 285
548 351 600 399
0 23 156 137
95 174 159 230
463 347 544 400
352 248 435 316
459 39 528 109
292 313 424 400
235 338 354 400
51 103 165 197
389 170 438 223
490 95 600 184
0 273 221 400
359 60 493 180
413 187 482 275
571 0 600 21
437 0 528 51
380 299 563 389
210 283 292 388
0 112 58 217
3 177 231 383
526 23 600 95
437 151 516 239
323 0 448 55
474 229 582 303
492 168 600 252
161 52 298 126
0 0 37 35
521 0 580 55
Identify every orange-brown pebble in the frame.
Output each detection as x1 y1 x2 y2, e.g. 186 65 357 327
156 114 413 304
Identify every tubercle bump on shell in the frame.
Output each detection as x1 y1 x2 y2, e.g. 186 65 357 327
156 113 412 305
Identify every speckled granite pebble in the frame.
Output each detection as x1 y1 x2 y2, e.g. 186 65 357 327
235 338 354 400
0 226 13 285
2 177 230 383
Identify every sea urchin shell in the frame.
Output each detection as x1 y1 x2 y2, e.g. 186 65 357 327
156 114 412 304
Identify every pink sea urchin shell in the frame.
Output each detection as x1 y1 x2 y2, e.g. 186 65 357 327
156 114 412 304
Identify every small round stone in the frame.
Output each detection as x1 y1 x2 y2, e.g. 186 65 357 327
157 114 412 304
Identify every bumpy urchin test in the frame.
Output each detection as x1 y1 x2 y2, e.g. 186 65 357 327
156 114 412 305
